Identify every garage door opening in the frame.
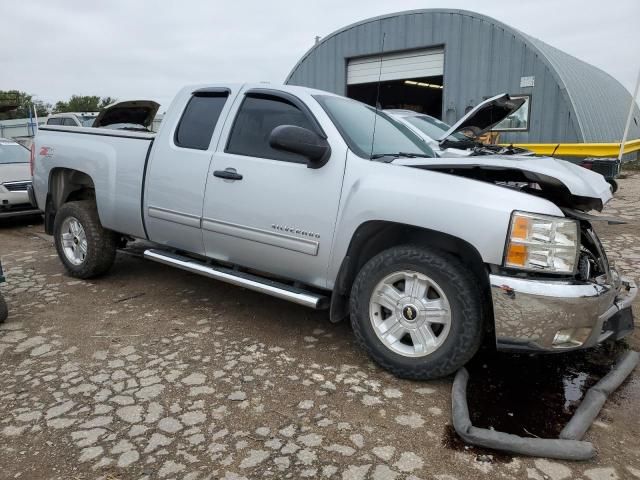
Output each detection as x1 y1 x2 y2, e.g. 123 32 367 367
347 75 444 118
346 47 445 118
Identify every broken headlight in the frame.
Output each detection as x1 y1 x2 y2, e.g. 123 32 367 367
504 211 579 274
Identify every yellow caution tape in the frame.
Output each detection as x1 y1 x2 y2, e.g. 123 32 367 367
502 139 640 157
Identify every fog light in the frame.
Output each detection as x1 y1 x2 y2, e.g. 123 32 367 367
552 328 593 348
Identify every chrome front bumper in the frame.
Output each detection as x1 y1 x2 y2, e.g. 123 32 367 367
490 272 637 352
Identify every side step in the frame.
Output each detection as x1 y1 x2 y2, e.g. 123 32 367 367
144 249 329 310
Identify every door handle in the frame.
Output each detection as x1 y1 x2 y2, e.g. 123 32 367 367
213 168 243 181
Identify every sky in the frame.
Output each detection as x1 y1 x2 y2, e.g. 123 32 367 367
1 0 638 110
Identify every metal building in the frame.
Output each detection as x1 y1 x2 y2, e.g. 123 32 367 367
286 9 640 144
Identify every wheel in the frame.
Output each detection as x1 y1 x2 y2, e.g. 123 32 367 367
607 179 618 194
53 201 118 279
350 245 484 380
0 293 7 323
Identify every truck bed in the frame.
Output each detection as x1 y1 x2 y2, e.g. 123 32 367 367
33 126 155 239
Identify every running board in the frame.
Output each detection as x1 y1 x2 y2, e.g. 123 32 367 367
143 249 329 310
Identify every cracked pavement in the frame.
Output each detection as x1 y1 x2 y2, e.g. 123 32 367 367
0 174 639 480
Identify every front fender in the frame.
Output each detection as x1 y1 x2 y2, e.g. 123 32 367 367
327 157 564 286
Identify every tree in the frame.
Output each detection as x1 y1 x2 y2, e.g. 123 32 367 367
0 90 51 120
53 95 117 113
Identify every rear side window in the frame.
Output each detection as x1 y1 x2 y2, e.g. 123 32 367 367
63 118 76 126
226 95 315 163
47 118 63 125
175 93 228 150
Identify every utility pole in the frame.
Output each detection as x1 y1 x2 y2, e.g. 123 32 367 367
618 66 640 161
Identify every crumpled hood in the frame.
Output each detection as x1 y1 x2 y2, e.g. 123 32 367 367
394 154 613 212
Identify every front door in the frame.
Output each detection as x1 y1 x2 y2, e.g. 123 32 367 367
201 89 347 288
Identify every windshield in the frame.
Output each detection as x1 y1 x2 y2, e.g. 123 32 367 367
404 115 468 142
0 142 29 164
81 117 96 127
314 95 434 159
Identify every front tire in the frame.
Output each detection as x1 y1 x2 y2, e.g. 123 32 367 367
350 245 484 380
53 201 118 279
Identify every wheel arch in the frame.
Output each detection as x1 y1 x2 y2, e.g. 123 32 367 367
45 168 96 234
330 220 492 324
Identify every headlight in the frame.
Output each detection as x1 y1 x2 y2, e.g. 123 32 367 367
504 211 579 274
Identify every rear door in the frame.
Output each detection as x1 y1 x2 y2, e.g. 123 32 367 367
143 87 235 254
201 88 348 288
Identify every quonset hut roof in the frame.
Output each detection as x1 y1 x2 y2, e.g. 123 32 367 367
522 34 639 142
286 9 640 143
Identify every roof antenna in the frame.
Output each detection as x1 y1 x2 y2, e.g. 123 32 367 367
369 32 386 159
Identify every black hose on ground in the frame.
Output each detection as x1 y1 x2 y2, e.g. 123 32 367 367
452 368 597 460
560 350 640 440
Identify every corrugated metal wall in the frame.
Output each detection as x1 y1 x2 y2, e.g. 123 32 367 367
286 9 639 144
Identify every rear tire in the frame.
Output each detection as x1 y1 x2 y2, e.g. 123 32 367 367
53 201 118 279
350 245 484 380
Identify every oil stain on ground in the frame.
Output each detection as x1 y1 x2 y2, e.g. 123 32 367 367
463 342 627 438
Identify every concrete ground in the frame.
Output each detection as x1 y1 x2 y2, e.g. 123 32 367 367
0 175 639 480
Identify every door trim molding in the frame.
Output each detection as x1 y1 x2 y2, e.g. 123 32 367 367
148 206 201 228
202 217 319 256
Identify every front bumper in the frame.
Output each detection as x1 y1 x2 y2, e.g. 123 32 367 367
0 185 42 219
0 188 41 219
490 272 637 352
0 205 41 219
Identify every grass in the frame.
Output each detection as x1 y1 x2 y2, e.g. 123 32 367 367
622 159 640 172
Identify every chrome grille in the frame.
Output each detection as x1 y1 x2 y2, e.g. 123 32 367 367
2 180 31 192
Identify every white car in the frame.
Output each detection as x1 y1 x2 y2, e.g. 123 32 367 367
0 138 40 218
46 112 99 128
385 94 533 157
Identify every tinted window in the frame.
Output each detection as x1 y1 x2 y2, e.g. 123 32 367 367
175 93 228 150
47 118 63 125
226 95 315 163
315 95 434 159
63 118 77 126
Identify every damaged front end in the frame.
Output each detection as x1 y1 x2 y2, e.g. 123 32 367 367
396 154 633 352
399 155 613 212
394 152 634 352
489 217 636 352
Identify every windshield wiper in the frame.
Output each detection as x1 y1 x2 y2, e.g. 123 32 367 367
370 152 432 161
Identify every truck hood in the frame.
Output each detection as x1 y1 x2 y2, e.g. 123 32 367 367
0 163 30 184
438 93 525 142
394 155 612 212
93 100 160 129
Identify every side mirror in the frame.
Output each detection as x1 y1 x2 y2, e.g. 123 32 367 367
269 125 331 169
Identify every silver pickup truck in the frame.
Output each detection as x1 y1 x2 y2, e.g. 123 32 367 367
31 84 636 379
